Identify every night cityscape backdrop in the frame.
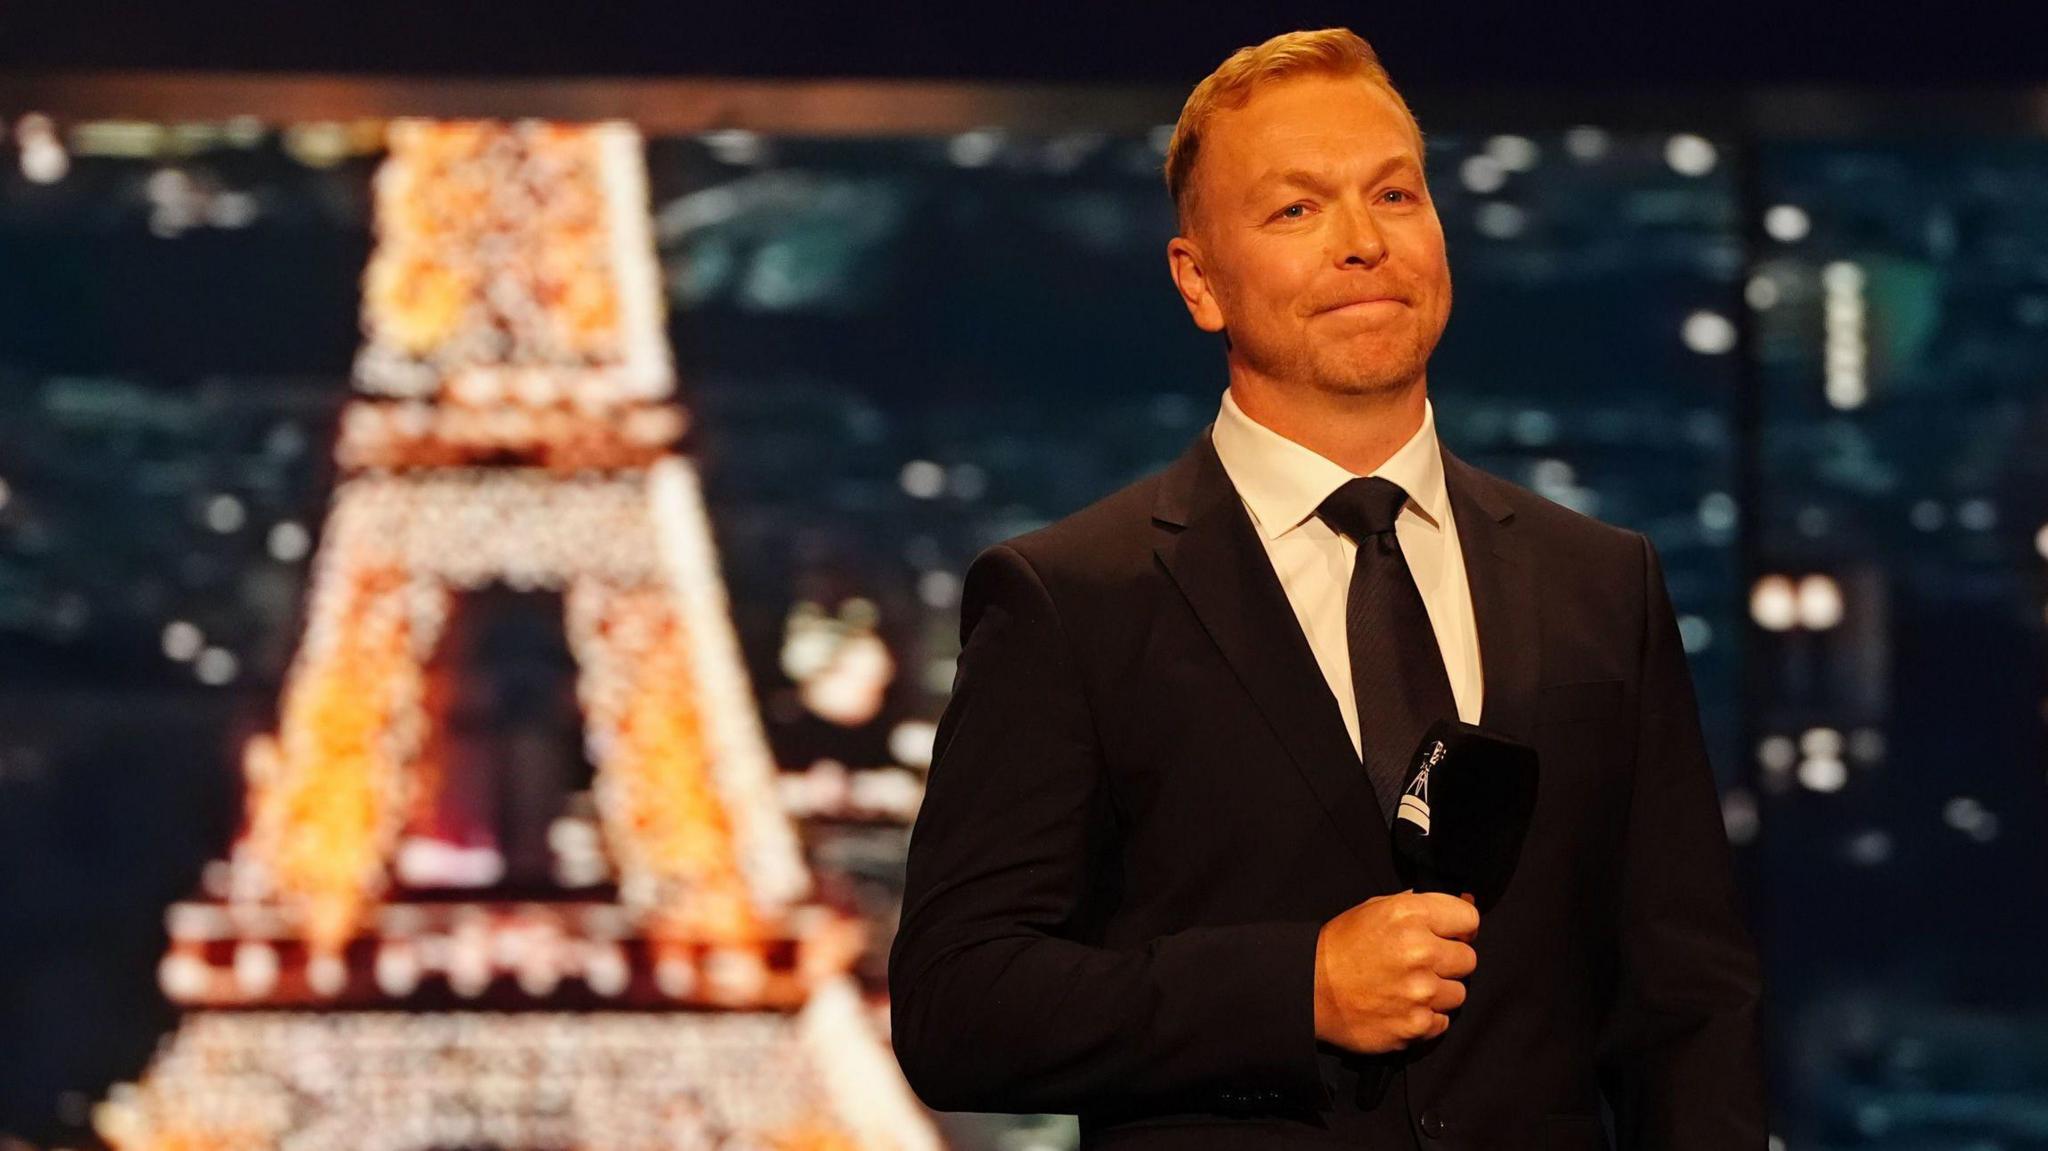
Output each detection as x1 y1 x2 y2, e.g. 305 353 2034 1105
0 42 2045 1151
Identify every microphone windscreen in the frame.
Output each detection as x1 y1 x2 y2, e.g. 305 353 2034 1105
1390 719 1540 909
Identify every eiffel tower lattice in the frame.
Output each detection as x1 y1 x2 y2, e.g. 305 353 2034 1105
93 119 939 1151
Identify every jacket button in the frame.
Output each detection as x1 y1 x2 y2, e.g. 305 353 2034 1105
1419 1109 1446 1138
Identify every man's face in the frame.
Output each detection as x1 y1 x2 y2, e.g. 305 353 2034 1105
1168 73 1451 400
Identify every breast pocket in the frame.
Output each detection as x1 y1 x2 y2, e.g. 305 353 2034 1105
1534 678 1624 727
1526 679 1630 863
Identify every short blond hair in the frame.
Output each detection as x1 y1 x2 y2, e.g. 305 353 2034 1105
1164 28 1422 230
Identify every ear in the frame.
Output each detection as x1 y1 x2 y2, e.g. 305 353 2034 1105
1166 233 1226 334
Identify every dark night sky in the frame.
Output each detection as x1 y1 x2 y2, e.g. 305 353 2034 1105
3 1 2046 88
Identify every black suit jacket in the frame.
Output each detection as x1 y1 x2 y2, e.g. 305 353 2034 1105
888 425 1767 1149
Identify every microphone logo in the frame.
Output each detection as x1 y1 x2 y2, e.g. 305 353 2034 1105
1398 739 1445 835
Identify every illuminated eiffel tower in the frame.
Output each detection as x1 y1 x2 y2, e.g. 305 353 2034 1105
95 120 938 1151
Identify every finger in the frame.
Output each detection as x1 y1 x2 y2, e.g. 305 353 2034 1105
1429 977 1468 1013
1433 939 1478 979
1419 893 1481 941
1458 893 1480 939
1426 1010 1452 1039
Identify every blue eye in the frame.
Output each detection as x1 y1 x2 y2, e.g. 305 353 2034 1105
1279 203 1309 219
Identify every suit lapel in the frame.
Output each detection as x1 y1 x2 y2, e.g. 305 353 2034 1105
1442 445 1542 746
1408 444 1542 1103
1152 426 1395 881
1150 427 1542 886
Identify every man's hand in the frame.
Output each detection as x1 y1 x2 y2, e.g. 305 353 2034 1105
1313 890 1479 1054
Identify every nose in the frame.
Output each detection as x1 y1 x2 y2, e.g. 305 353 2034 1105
1333 199 1388 267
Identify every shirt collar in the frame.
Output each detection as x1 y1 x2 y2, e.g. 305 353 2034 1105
1211 386 1450 541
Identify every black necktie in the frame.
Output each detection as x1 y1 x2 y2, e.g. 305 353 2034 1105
1315 476 1458 824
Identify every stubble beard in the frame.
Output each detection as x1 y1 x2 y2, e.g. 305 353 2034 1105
1235 319 1434 404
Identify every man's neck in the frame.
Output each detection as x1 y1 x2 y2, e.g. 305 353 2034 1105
1227 371 1429 476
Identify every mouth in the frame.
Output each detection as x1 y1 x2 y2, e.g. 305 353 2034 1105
1317 297 1407 316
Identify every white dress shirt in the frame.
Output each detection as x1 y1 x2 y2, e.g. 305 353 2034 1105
1210 388 1483 759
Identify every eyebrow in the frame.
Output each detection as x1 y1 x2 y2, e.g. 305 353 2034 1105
1247 155 1424 204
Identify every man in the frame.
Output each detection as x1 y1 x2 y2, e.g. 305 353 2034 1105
888 27 1766 1150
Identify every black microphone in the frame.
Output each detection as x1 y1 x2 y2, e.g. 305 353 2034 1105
1389 718 1540 910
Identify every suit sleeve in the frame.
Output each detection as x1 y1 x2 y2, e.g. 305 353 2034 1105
887 543 1329 1116
1597 533 1771 1148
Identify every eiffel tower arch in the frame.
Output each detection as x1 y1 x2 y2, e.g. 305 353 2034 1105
94 120 939 1151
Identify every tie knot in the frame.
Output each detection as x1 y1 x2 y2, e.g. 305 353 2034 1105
1316 476 1410 541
